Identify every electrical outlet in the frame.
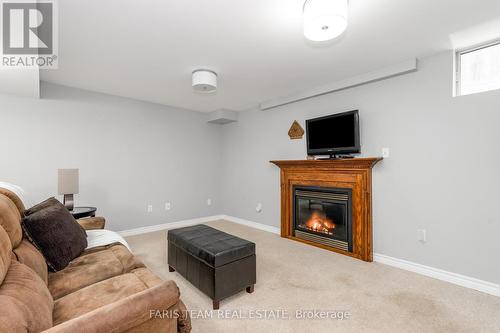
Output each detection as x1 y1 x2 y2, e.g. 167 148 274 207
382 147 390 158
165 202 171 211
417 229 427 243
147 204 153 213
256 203 263 213
207 199 212 206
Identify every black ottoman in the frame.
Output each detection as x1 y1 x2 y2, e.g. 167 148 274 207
167 224 256 309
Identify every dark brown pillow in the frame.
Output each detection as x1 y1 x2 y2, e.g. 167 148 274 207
24 197 87 237
23 197 60 216
21 200 87 271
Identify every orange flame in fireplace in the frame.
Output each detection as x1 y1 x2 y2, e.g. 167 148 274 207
304 211 335 234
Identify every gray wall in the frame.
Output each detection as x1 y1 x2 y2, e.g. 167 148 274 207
0 83 223 231
221 51 500 284
1 51 499 285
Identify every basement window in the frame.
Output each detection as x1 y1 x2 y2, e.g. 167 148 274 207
456 40 500 96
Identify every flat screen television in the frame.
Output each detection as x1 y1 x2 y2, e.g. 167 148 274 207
306 110 360 157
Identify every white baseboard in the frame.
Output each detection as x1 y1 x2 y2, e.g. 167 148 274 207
117 214 500 298
117 215 224 237
373 253 500 297
117 214 280 237
221 215 280 235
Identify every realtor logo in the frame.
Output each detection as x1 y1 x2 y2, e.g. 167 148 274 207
1 0 58 68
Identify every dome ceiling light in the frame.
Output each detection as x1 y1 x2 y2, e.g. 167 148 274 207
192 69 217 93
303 0 349 42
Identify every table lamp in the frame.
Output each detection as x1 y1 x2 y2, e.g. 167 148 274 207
58 169 79 211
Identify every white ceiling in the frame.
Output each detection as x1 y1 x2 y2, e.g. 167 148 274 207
40 0 500 112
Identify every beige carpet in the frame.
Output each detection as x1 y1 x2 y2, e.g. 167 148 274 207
125 220 500 333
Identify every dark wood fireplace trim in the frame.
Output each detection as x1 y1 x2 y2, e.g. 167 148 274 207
270 158 382 262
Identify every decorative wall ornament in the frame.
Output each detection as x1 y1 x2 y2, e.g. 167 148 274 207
288 120 304 140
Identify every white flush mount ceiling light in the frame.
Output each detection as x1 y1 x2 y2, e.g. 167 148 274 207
303 0 348 42
192 69 217 93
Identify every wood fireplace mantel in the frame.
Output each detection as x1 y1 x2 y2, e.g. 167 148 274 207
270 158 382 262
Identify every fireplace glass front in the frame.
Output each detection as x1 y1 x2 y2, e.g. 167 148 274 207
293 186 352 252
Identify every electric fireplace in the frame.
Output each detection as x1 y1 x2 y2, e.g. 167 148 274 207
293 186 352 252
271 158 382 261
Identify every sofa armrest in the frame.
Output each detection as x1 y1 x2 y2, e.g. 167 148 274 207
44 281 181 333
173 300 191 333
77 217 106 230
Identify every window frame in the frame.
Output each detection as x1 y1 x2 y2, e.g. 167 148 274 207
455 39 500 97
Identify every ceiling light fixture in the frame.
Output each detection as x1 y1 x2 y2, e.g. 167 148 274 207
192 69 217 93
303 0 348 42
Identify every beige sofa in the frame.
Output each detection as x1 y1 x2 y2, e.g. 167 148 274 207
0 188 191 333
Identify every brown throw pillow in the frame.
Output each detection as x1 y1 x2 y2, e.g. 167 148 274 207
21 200 87 271
23 197 60 216
24 197 87 237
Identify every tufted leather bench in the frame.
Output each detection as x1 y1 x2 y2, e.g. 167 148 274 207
167 224 256 309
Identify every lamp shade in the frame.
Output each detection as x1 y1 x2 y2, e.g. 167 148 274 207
303 0 348 42
58 169 79 195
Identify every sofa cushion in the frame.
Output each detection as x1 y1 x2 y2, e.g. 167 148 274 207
0 193 23 249
53 268 165 325
0 187 25 215
0 227 12 285
48 244 145 299
13 239 48 285
22 199 87 271
0 260 53 332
